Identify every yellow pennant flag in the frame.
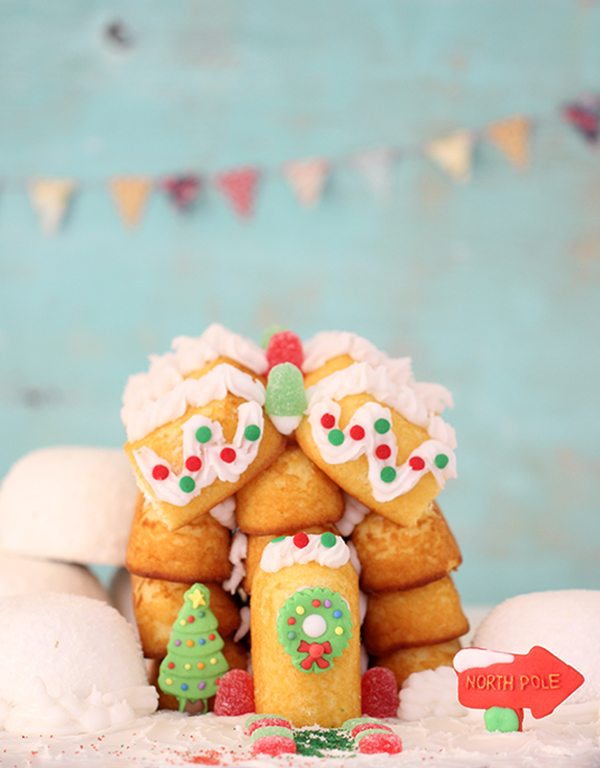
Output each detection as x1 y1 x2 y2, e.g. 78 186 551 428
28 179 76 235
283 158 330 208
486 116 531 170
110 177 152 228
425 130 473 183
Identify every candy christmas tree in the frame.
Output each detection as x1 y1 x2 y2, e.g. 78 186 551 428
158 583 229 713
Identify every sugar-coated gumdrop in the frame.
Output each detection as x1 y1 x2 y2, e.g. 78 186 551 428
245 717 292 736
252 736 297 756
357 732 402 755
361 667 399 719
266 330 304 372
265 363 307 417
350 722 391 738
213 669 255 716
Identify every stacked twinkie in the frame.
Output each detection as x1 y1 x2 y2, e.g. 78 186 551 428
120 326 282 706
120 324 468 703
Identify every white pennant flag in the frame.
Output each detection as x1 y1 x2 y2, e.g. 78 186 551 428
283 158 329 208
425 131 473 183
353 148 395 197
29 179 76 235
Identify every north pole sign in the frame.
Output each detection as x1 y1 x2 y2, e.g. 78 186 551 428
453 646 585 720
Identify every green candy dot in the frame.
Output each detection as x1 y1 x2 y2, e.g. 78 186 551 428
195 426 212 444
320 532 337 548
374 418 391 434
244 424 261 441
328 429 345 446
271 535 286 543
179 476 196 493
287 631 296 640
435 453 449 469
484 706 521 733
380 466 397 483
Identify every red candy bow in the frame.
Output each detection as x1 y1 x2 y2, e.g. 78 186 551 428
297 640 332 670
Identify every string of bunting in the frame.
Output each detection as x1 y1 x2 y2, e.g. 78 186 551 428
9 96 600 235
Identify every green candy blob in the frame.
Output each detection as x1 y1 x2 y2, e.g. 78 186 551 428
484 706 521 733
265 363 307 417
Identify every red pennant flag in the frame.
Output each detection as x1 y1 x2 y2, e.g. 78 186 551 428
563 96 600 143
214 167 260 218
161 175 201 211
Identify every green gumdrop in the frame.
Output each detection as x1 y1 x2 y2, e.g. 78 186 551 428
484 706 521 733
261 324 286 349
265 363 307 417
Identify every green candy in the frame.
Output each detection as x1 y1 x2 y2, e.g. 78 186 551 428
374 418 391 434
261 325 286 349
244 424 261 441
328 429 344 446
250 725 293 742
265 363 307 417
484 706 521 733
435 453 449 469
179 476 196 493
380 466 397 483
320 532 337 548
342 717 379 731
195 426 212 443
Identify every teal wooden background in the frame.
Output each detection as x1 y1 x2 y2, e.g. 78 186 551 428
1 1 599 604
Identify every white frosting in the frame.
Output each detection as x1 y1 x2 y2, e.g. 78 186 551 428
359 590 368 625
133 400 264 506
303 331 413 383
269 414 302 435
336 493 370 536
308 399 456 502
122 363 265 442
347 541 362 575
223 531 248 595
208 497 237 530
122 325 267 416
259 534 350 573
234 605 251 642
453 648 515 673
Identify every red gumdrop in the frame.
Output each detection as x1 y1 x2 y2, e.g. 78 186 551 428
361 667 400 719
351 722 391 738
245 717 292 736
266 331 304 372
213 669 255 717
358 732 402 755
252 736 297 756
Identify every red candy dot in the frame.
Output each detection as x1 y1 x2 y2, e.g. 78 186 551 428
185 456 202 472
287 617 296 625
293 532 309 549
350 425 365 440
409 456 425 471
209 633 216 641
220 447 236 463
312 599 321 607
152 464 169 481
320 413 335 429
168 662 175 669
375 444 391 460
188 615 195 623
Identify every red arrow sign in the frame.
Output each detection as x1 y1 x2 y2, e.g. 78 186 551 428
453 646 585 719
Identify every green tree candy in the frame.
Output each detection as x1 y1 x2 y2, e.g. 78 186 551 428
265 363 307 417
158 583 229 713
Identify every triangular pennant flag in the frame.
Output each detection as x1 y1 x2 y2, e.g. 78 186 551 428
486 116 531 169
425 130 473 182
563 95 600 143
283 158 329 208
214 167 260 218
160 175 201 211
28 179 76 235
352 148 395 198
110 177 152 228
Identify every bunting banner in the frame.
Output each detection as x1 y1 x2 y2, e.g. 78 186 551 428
425 130 473 183
283 158 330 208
352 148 395 198
214 167 260 218
110 177 152 228
563 96 600 143
28 179 76 235
4 92 600 232
161 175 201 211
486 116 531 170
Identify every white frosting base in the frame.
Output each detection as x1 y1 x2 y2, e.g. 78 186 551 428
209 497 237 530
336 493 370 536
269 414 302 435
223 531 248 595
260 534 350 573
